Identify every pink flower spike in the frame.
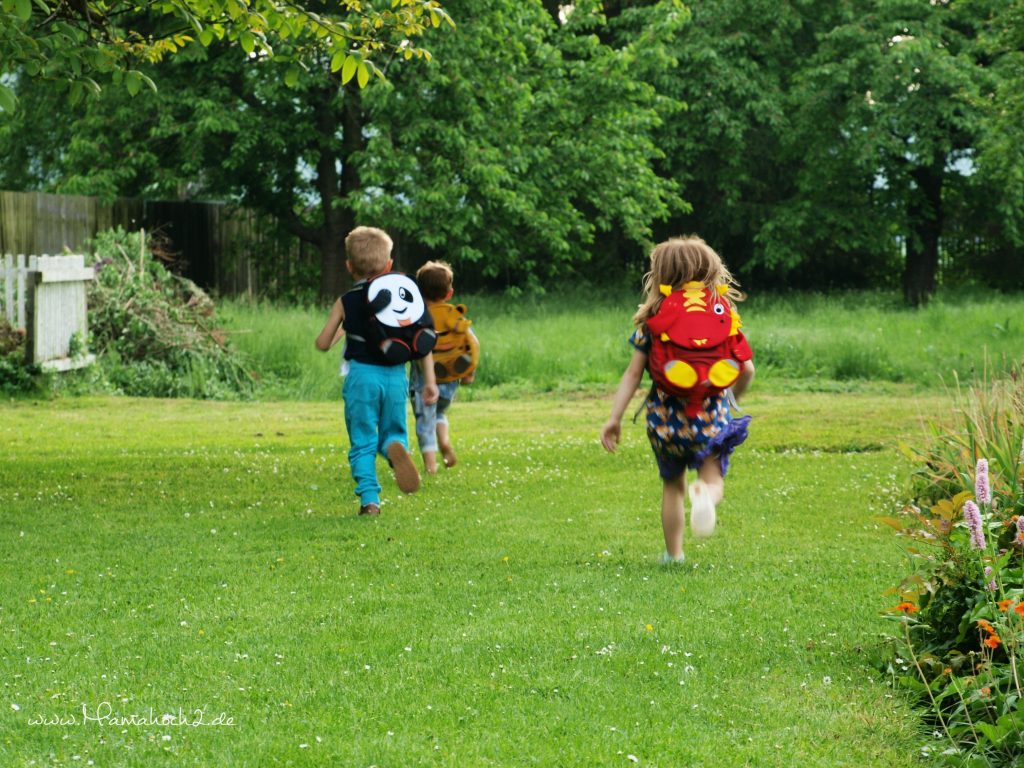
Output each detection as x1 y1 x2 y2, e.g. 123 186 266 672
975 458 991 505
963 500 986 550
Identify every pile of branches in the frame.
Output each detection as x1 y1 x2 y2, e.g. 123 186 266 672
88 228 252 398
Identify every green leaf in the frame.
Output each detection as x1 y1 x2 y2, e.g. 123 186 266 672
126 70 141 96
356 61 369 88
240 31 255 55
330 50 346 73
15 0 31 21
284 65 299 88
341 54 358 84
138 72 157 93
199 28 214 46
0 84 17 114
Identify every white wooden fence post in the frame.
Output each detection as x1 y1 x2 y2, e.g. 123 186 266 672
24 254 96 371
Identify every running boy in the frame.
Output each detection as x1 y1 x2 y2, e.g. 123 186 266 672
411 260 479 474
315 226 439 516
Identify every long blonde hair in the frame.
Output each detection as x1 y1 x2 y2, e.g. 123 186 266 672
632 236 744 327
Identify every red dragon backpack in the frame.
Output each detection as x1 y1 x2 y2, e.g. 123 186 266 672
645 281 753 417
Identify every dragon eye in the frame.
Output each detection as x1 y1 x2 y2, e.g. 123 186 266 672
713 304 726 315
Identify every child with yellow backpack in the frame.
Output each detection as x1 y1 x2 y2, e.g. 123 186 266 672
410 260 480 474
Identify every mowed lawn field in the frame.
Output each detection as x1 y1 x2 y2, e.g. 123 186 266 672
0 387 952 767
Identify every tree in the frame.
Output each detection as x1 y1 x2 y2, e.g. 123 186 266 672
0 0 451 111
778 0 1007 305
1 0 686 297
606 0 826 285
354 0 688 288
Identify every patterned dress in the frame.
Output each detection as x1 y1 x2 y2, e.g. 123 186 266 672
631 328 751 481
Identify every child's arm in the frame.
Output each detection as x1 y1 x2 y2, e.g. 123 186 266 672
601 348 647 453
418 353 440 405
315 299 345 351
732 359 755 401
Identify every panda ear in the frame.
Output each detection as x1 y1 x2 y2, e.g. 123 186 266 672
369 289 392 313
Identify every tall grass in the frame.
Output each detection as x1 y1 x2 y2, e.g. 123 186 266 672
218 290 1024 401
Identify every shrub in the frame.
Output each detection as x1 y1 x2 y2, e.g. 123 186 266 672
87 228 253 399
884 367 1024 765
0 317 41 395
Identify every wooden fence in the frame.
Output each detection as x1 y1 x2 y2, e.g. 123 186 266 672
0 190 296 296
1 253 37 329
1 254 95 370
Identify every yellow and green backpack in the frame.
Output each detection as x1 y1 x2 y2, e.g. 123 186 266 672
429 303 479 383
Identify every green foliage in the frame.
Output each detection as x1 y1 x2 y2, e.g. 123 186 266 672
86 227 253 398
0 353 40 396
356 0 687 287
884 368 1024 763
0 316 39 395
0 0 451 111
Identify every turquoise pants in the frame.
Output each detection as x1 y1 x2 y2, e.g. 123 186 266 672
342 360 410 505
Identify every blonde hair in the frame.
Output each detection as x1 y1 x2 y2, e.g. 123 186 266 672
345 226 393 277
632 236 744 327
416 260 454 302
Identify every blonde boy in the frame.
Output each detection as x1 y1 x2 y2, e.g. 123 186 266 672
316 227 439 516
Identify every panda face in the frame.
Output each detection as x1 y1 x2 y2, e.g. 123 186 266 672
367 273 425 328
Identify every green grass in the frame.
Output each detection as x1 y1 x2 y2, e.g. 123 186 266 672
0 390 953 766
218 290 1024 401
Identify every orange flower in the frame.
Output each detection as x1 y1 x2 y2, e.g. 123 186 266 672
981 687 992 696
977 619 996 634
894 602 919 614
984 634 1002 650
1015 603 1024 618
998 599 1014 613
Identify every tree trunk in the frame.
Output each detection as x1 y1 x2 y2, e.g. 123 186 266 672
317 81 365 299
903 160 944 307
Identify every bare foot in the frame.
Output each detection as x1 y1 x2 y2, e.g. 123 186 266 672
423 451 438 475
440 442 457 469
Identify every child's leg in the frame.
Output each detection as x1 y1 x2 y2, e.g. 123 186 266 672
378 366 420 494
410 384 439 474
661 474 687 560
697 456 725 504
689 455 723 538
436 417 456 468
435 385 457 468
343 365 384 506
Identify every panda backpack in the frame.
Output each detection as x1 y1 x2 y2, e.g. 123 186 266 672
365 272 437 363
646 281 752 418
429 303 479 383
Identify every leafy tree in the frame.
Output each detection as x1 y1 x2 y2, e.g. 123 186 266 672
1 0 686 297
777 0 1009 304
355 0 687 289
0 0 451 111
610 0 826 285
971 0 1024 254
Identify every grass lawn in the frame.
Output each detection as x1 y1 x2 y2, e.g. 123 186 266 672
0 387 953 766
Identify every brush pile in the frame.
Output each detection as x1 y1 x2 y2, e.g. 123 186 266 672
88 228 252 398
